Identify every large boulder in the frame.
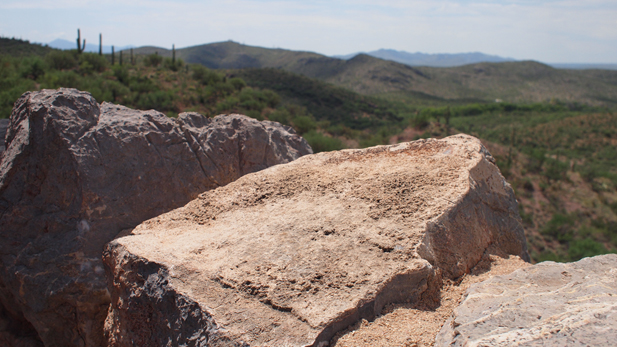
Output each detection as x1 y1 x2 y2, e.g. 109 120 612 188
436 254 617 346
103 135 529 347
0 88 312 347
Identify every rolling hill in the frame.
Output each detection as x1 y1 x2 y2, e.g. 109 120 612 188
0 37 53 56
133 41 617 108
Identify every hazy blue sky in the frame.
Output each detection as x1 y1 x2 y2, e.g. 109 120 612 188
1 0 616 63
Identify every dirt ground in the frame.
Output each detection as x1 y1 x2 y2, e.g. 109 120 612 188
331 253 530 347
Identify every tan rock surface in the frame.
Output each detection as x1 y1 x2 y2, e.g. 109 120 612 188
104 135 529 346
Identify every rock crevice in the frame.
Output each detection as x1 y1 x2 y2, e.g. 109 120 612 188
0 88 311 347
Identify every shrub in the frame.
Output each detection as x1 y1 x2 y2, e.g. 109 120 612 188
267 109 291 125
144 53 163 67
192 65 222 85
40 70 80 89
245 110 263 121
112 65 130 85
162 57 183 71
543 157 568 182
215 96 240 114
20 57 46 80
541 213 574 243
302 130 344 153
410 113 430 129
133 90 176 112
291 115 317 134
45 50 78 70
228 77 246 91
568 238 611 261
78 53 108 73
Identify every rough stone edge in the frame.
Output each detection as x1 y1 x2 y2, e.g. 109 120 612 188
102 243 247 347
417 136 530 279
104 237 436 347
435 254 617 346
312 261 435 347
0 118 8 157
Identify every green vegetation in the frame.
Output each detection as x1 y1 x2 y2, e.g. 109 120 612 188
0 37 53 57
235 68 405 129
137 41 617 108
0 39 355 153
440 106 617 262
3 37 617 263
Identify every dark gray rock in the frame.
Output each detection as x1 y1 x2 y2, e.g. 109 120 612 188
436 254 617 346
0 118 8 156
0 88 311 347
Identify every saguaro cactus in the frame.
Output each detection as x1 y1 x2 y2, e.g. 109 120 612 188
172 44 176 64
111 46 115 65
99 34 102 55
76 29 86 53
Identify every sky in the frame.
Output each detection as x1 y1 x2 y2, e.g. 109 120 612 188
1 0 616 63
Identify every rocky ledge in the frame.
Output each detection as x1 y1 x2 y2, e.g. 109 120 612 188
436 253 617 347
104 134 529 347
0 118 8 155
0 88 312 347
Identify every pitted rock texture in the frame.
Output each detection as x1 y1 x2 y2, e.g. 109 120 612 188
436 254 617 347
104 134 529 347
0 118 8 155
0 88 311 347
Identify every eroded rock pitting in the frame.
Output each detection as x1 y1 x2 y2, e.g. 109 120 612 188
104 135 529 346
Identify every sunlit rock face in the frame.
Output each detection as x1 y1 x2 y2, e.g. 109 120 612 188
104 134 529 347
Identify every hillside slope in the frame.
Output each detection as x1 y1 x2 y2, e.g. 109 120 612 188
133 41 617 107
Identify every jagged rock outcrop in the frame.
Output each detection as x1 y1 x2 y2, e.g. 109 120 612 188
0 88 312 347
0 118 8 155
104 135 529 347
436 254 617 346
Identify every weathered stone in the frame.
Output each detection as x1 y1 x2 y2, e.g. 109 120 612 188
0 118 8 155
436 254 617 347
104 135 529 347
0 88 311 347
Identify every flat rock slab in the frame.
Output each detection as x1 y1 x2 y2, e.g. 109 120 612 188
0 88 311 347
104 135 529 347
436 254 617 346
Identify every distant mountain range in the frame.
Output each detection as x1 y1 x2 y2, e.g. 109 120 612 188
48 39 134 54
48 38 617 70
334 49 617 70
333 49 515 67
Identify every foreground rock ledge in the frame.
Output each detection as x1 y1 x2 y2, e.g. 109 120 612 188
0 118 8 155
0 88 311 347
104 135 529 347
436 254 617 347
